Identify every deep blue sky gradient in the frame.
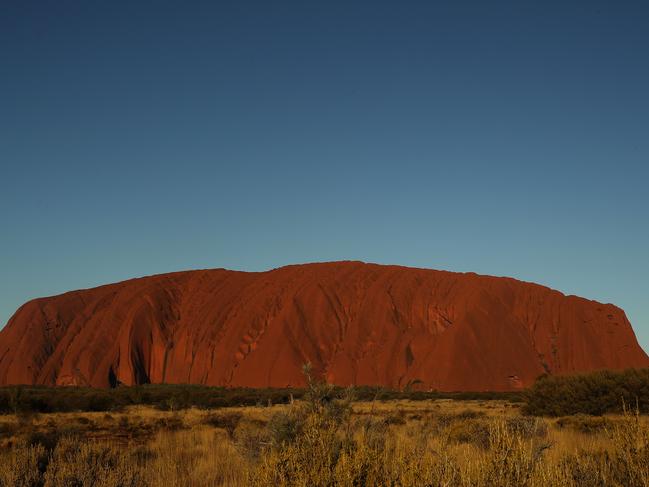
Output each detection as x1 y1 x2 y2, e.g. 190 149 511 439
1 1 648 351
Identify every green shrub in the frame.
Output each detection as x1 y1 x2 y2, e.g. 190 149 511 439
523 369 649 416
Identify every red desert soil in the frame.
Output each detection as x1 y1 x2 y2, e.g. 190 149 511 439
0 261 647 391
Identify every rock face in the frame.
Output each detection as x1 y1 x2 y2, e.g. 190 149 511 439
0 261 647 391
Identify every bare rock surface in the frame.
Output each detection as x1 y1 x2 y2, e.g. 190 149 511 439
1 261 647 390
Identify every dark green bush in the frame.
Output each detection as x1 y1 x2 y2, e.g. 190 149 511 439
523 368 649 416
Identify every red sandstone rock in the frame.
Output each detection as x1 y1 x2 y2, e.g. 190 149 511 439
0 261 647 391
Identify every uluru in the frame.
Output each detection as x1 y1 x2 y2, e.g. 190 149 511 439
0 261 647 391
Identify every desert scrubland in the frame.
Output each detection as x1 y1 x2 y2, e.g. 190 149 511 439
1 369 649 487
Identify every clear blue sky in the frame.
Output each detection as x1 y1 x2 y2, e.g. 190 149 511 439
1 1 648 352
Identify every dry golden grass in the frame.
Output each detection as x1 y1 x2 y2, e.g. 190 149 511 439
1 397 648 486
